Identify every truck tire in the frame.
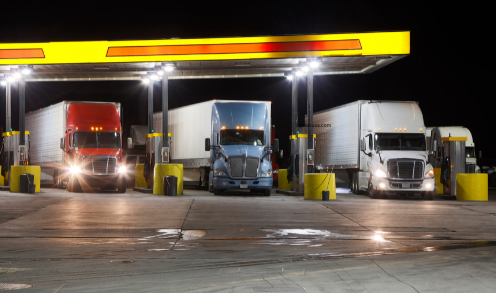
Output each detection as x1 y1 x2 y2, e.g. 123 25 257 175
368 186 383 199
263 189 271 196
214 189 222 195
117 177 127 193
352 173 359 194
68 175 82 193
422 191 434 200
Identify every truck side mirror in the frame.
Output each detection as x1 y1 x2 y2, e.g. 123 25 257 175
273 139 279 153
60 137 65 150
433 140 438 152
205 138 210 152
478 150 482 159
279 149 283 159
127 137 133 149
428 150 435 156
266 149 273 154
360 139 366 152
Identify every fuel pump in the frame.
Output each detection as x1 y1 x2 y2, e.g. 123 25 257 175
437 137 466 197
289 133 316 192
144 133 171 188
1 131 30 186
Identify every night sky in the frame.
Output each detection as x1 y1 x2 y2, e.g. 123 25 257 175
0 2 492 166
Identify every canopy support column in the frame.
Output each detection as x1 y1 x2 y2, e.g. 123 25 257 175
5 82 11 132
291 69 298 192
147 80 153 133
307 68 314 174
162 72 169 149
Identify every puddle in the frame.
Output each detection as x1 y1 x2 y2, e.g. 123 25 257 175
139 229 206 241
306 241 496 259
261 229 390 243
261 229 354 238
182 230 207 240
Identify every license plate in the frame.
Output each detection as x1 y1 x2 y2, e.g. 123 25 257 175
240 184 248 189
402 183 410 188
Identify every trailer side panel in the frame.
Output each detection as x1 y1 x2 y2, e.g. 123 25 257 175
26 102 66 167
314 101 360 169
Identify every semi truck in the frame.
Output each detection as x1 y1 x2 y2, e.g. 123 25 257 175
151 100 277 195
26 101 127 192
426 126 480 173
313 100 435 199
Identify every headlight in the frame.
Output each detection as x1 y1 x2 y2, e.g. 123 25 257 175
71 166 81 174
425 169 434 179
375 169 387 178
214 168 226 176
262 169 273 177
118 166 127 173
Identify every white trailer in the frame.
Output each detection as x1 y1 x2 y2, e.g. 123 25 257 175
313 100 435 199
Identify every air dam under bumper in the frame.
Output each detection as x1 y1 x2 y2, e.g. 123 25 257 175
213 177 272 190
373 177 435 193
75 173 123 187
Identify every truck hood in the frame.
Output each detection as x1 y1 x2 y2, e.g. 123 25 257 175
221 145 265 158
74 148 122 158
377 150 428 163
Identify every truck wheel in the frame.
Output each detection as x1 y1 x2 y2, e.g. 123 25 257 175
214 189 222 195
422 191 434 200
117 178 127 193
353 173 359 194
369 187 383 199
263 189 271 196
68 175 82 193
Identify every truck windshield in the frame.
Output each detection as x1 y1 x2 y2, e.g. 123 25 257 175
466 147 476 158
73 132 121 148
374 134 425 151
220 129 264 146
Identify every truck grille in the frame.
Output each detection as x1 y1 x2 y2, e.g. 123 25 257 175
229 157 243 178
245 158 259 178
83 156 117 174
466 163 475 173
387 159 424 179
228 155 259 178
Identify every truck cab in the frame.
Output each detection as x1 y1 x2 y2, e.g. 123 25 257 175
62 103 127 192
205 102 277 196
356 102 435 199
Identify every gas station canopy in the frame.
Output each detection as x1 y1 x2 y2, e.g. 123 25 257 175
0 31 409 81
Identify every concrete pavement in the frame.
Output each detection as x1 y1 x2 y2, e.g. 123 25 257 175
1 188 496 292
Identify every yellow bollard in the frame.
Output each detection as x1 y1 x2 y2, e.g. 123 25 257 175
9 166 41 193
278 169 293 190
134 164 147 188
456 174 488 201
434 168 443 194
153 164 184 195
304 173 336 200
0 166 4 186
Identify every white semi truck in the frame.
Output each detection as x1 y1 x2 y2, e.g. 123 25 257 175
313 100 436 199
426 126 480 173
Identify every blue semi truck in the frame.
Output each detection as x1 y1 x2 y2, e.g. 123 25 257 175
151 100 278 195
205 101 278 195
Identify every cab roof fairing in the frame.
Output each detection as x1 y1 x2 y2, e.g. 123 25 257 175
212 102 271 146
361 102 426 134
430 127 474 147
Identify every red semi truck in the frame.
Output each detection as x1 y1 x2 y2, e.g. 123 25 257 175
26 101 127 192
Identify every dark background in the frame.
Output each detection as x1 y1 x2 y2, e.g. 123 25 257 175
0 2 492 166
